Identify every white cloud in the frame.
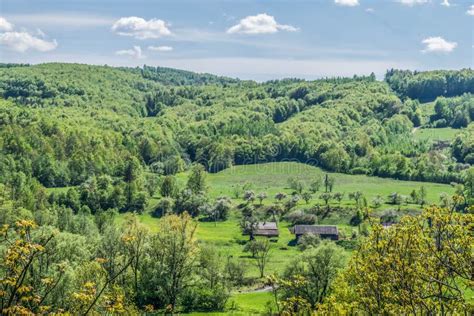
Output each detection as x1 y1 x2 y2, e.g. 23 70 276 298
0 16 57 53
112 17 171 39
366 8 376 13
148 45 173 52
334 0 359 7
421 36 457 53
467 5 474 15
440 0 450 7
0 31 57 52
116 45 145 59
397 0 429 6
227 13 298 35
0 17 14 31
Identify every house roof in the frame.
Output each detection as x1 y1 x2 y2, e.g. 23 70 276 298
254 222 279 237
257 222 277 230
291 225 338 236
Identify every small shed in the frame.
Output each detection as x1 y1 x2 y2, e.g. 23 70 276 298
254 222 279 237
290 225 339 241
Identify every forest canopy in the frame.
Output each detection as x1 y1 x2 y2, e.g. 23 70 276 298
0 64 472 192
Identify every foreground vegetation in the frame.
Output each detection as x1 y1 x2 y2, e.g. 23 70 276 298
0 63 472 314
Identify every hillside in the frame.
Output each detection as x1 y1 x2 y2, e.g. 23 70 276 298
0 63 472 315
0 63 472 190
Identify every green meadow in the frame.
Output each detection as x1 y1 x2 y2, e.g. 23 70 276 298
114 161 456 314
188 292 276 316
413 127 461 142
206 162 454 203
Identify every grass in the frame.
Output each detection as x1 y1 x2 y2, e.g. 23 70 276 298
226 291 276 315
207 162 454 204
188 292 276 316
413 127 460 142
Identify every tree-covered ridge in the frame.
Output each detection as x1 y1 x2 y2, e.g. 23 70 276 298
430 93 474 128
124 65 241 86
0 63 156 115
0 63 471 191
385 68 474 101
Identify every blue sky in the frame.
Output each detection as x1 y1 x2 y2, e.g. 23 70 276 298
0 0 472 80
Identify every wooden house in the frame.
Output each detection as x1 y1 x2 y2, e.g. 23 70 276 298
254 222 279 237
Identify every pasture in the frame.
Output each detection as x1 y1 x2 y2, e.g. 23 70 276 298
413 127 461 142
116 162 456 314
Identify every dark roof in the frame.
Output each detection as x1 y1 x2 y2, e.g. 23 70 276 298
291 225 338 236
257 222 277 230
254 222 279 237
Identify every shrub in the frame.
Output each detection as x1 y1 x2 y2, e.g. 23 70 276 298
225 258 247 286
297 233 321 251
380 209 399 224
174 189 209 217
153 197 174 217
181 286 229 312
336 239 359 250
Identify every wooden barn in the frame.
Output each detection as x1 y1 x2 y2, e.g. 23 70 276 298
290 225 339 241
254 222 279 237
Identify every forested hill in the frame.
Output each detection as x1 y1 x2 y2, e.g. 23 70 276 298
0 63 472 192
385 68 474 101
124 65 241 86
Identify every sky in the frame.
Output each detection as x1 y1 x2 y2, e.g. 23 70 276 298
0 0 473 80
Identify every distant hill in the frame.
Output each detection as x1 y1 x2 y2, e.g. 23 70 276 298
0 63 471 189
123 65 241 86
385 68 474 101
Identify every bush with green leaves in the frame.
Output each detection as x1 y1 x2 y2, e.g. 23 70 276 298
297 233 321 251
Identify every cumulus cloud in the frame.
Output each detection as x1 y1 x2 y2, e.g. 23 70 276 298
440 0 450 7
116 45 145 59
334 0 359 7
366 8 375 13
148 45 173 52
0 31 57 52
0 17 14 31
112 17 171 39
421 36 457 53
0 16 57 53
227 13 298 35
397 0 429 6
467 5 474 15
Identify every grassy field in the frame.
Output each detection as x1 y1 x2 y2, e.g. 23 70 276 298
188 292 276 316
118 162 454 275
114 162 457 314
207 162 454 203
413 127 461 142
